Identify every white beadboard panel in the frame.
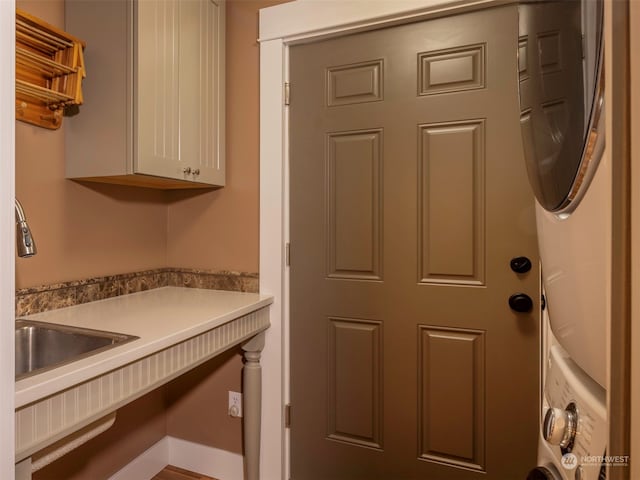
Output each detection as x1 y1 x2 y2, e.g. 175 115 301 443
136 0 225 185
16 308 269 462
32 413 116 473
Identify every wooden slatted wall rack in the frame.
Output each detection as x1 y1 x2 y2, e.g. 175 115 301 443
15 9 86 130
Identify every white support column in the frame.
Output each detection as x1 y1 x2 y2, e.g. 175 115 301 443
242 332 266 480
259 35 286 480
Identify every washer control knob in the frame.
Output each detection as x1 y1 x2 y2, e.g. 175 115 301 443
543 405 577 448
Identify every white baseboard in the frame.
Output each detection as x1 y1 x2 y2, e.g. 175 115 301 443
109 437 169 480
108 436 243 480
168 437 244 480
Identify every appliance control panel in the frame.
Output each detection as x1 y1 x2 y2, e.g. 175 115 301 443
543 345 607 480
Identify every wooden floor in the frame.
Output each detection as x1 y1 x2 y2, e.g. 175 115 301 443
152 465 219 480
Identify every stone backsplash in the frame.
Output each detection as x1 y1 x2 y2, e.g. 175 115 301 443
16 268 259 317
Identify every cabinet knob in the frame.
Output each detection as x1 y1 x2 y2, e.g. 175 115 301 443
193 169 200 176
183 167 192 174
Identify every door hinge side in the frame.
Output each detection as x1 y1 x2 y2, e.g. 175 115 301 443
285 242 291 267
284 82 291 106
285 403 292 428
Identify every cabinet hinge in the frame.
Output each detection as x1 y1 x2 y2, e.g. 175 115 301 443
285 403 292 428
284 82 291 106
285 242 291 267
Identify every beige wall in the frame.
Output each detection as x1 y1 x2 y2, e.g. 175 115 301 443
17 1 169 477
166 0 285 273
164 0 289 454
16 0 288 477
166 348 243 453
34 390 166 480
16 0 168 291
16 0 286 287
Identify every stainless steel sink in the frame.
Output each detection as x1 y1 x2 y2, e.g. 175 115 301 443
15 319 138 380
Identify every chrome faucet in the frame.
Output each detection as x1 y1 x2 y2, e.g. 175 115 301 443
15 199 37 257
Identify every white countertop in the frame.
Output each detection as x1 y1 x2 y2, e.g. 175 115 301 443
15 287 273 409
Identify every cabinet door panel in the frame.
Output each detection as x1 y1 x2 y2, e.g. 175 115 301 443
201 0 224 186
136 0 225 186
136 0 181 178
66 0 224 188
179 0 225 186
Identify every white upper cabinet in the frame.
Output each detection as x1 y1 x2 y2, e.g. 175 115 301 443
65 0 225 189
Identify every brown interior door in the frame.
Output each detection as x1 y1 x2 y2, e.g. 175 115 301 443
290 6 540 479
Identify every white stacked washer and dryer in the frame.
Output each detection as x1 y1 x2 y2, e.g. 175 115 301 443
529 149 610 480
517 1 609 479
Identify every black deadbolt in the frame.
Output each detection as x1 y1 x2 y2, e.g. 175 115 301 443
509 293 533 313
510 256 532 274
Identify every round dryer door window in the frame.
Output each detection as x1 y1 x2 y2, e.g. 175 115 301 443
517 0 604 213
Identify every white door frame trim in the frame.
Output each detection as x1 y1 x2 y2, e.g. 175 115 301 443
0 1 15 478
258 1 511 478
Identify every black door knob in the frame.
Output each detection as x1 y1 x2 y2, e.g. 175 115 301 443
509 293 533 313
510 256 532 274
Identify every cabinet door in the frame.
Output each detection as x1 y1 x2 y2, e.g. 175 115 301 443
136 0 225 186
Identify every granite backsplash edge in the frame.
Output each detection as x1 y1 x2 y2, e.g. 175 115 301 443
16 268 259 317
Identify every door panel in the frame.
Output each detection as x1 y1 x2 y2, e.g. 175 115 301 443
327 317 383 449
327 60 384 106
418 44 486 95
418 326 485 470
327 129 383 280
419 120 485 284
290 6 539 479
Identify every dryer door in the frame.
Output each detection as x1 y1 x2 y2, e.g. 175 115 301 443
517 0 604 213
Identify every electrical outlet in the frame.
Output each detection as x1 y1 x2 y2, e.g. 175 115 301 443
228 391 242 417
